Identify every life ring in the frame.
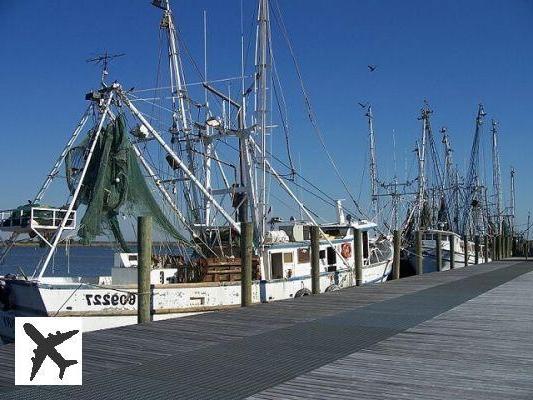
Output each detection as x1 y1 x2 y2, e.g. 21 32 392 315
341 243 352 258
325 284 340 292
294 288 312 298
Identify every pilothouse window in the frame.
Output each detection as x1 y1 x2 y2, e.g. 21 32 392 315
283 252 293 264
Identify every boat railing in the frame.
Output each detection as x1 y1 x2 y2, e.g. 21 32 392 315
0 206 76 232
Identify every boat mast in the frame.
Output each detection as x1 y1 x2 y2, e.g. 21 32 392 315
203 10 213 228
366 105 379 219
441 127 453 191
157 0 202 228
441 127 456 231
510 167 516 235
254 0 270 244
462 104 486 236
416 106 428 228
491 119 503 235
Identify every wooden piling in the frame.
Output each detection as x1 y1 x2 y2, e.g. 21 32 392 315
483 235 489 263
416 230 423 275
474 235 480 265
310 225 320 294
449 234 455 269
502 235 509 258
436 233 442 272
393 230 401 280
137 215 152 324
502 235 507 259
503 235 508 258
241 221 253 307
354 229 363 286
463 235 469 267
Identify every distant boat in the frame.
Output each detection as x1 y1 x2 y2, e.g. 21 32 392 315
406 229 489 274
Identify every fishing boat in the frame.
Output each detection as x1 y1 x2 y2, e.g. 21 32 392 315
0 0 393 341
401 103 495 273
407 229 486 273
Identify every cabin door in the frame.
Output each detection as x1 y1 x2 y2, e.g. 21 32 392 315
271 253 283 279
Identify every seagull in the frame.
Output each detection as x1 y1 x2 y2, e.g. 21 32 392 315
368 64 377 72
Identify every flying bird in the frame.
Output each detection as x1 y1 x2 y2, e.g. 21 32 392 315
358 102 367 109
368 64 377 72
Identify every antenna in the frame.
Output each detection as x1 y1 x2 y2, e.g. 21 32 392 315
86 52 125 86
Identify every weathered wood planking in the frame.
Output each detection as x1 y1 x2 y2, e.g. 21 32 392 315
0 260 530 399
249 264 533 400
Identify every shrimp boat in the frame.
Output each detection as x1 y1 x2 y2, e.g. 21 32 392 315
402 103 494 274
0 0 393 340
407 229 488 273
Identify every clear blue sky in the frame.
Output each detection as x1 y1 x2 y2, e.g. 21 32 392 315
0 0 532 230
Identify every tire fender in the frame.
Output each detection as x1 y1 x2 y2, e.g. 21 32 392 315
294 288 312 298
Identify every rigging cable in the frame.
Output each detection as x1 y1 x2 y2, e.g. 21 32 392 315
271 0 368 220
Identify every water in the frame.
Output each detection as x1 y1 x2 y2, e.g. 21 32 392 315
1 246 115 278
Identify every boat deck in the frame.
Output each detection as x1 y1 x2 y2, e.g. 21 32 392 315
0 259 532 399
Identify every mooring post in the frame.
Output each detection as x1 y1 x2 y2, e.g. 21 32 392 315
241 221 253 307
483 235 489 263
463 235 469 267
393 230 401 280
354 228 363 286
474 235 480 265
310 225 320 294
502 235 507 259
449 234 455 269
505 235 510 258
505 236 509 258
436 232 442 272
416 230 423 275
137 215 152 324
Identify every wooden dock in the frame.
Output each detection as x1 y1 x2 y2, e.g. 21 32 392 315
0 259 532 399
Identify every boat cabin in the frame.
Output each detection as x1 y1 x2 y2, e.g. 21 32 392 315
263 221 377 281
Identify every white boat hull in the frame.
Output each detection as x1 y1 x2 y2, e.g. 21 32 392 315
408 246 491 273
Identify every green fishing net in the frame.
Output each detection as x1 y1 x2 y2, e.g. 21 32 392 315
66 114 189 251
